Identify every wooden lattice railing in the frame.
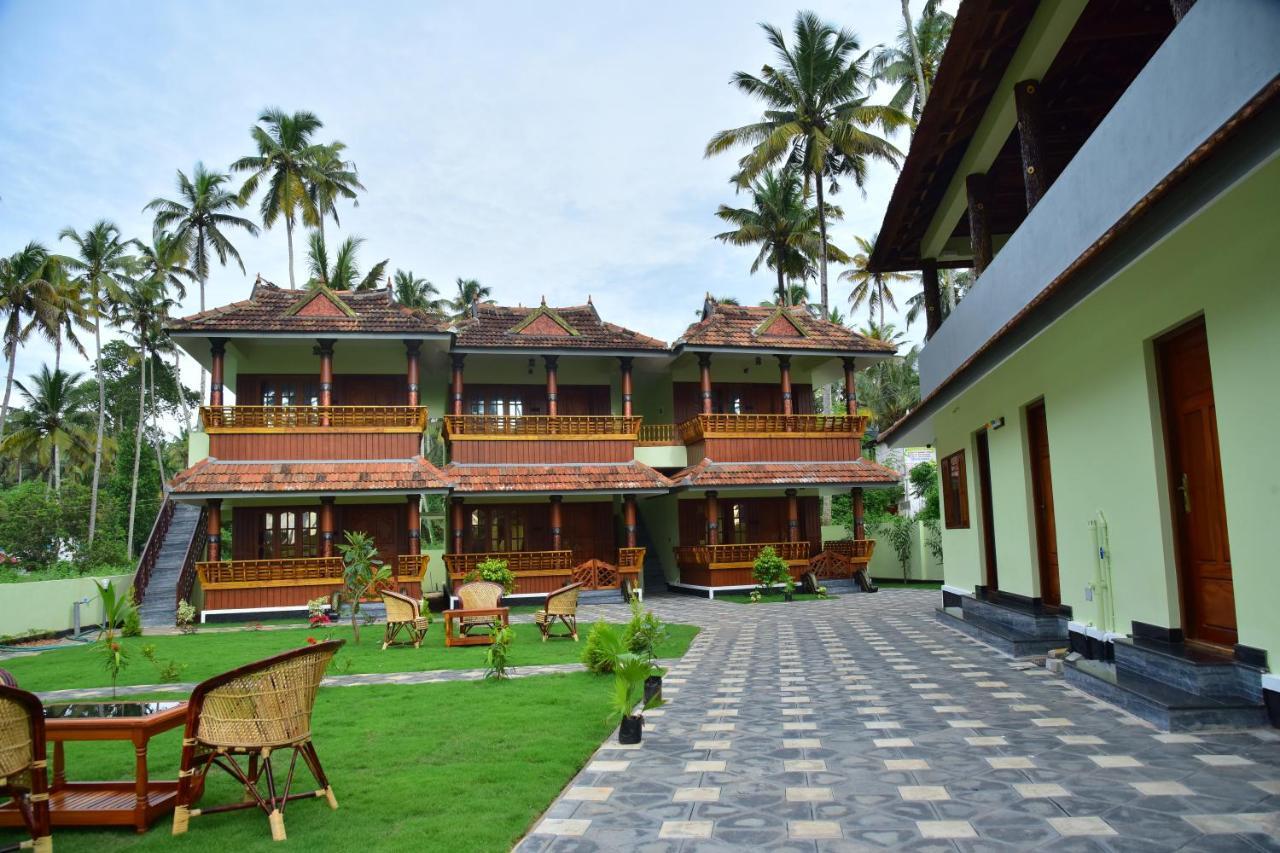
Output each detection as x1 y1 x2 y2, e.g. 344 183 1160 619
637 423 679 445
443 550 577 576
676 413 868 443
616 547 646 573
201 405 428 432
175 504 208 606
132 498 175 604
820 539 876 561
674 541 811 569
444 548 643 591
198 556 346 586
396 553 430 579
442 414 641 439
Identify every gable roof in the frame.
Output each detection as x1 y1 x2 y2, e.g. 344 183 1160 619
166 279 450 336
169 456 452 496
453 301 667 353
675 302 896 355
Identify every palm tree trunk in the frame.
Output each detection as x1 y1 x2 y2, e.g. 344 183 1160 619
776 266 786 306
148 352 166 483
54 335 62 374
902 0 928 110
286 217 296 289
814 175 830 314
126 355 145 559
0 338 16 446
88 301 105 545
54 443 61 493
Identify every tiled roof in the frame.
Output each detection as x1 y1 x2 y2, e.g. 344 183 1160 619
445 461 672 494
675 303 896 353
166 280 450 335
670 458 900 489
169 457 451 495
453 301 667 352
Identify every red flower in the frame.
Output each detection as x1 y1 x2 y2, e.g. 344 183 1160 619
306 637 318 645
110 642 120 652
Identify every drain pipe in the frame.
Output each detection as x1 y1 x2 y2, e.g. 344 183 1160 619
71 596 92 640
1086 511 1116 634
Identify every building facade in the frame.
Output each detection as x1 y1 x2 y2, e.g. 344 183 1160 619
873 0 1280 728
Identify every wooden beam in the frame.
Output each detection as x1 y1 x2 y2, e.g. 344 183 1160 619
786 489 799 542
206 499 222 563
705 490 719 546
1014 79 1050 210
698 353 713 415
209 338 226 407
544 355 559 417
451 497 465 554
405 341 421 407
549 495 563 550
851 488 865 540
921 260 943 340
406 495 420 555
965 173 993 275
623 494 637 548
320 497 335 558
450 354 465 417
618 356 634 418
777 355 793 416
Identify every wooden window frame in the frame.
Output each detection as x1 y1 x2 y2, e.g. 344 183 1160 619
941 449 970 530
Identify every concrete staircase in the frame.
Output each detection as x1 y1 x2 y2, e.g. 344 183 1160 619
137 503 202 628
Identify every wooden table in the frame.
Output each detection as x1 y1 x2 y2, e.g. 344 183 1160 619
443 607 510 647
0 700 193 833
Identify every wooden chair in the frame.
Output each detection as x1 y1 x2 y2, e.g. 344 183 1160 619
0 684 52 853
534 582 584 641
172 640 342 842
380 590 430 650
0 669 16 688
456 581 504 636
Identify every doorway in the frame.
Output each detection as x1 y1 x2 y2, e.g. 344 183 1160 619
1026 401 1061 608
975 429 999 591
1157 317 1236 646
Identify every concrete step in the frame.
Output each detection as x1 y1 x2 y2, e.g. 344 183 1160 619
962 596 1066 638
1065 657 1267 731
936 606 1068 657
1113 638 1264 702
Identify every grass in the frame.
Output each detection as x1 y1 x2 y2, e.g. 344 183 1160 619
0 673 617 852
717 592 837 604
3 622 699 693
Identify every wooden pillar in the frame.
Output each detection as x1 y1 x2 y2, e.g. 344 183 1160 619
851 487 865 540
208 338 226 407
786 489 799 542
965 173 993 276
450 497 465 554
549 495 563 550
1014 80 1049 211
777 355 793 416
697 353 713 415
842 358 857 413
450 354 466 416
705 491 719 546
619 357 634 418
921 260 943 340
405 341 421 407
1170 0 1195 22
623 494 637 548
206 499 222 562
320 497 335 558
544 356 559 417
406 495 421 556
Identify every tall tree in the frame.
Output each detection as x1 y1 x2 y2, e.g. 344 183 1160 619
449 278 492 320
232 108 326 289
39 256 91 374
305 233 388 291
873 1 952 121
842 233 914 325
59 221 134 545
706 11 909 315
0 242 56 446
306 142 364 244
147 163 259 410
135 228 194 470
0 367 91 492
393 270 444 313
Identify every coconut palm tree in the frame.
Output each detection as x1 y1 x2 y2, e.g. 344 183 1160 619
232 108 327 289
147 163 260 409
393 270 444 313
39 257 91 374
759 283 812 308
858 343 920 433
872 1 953 121
305 233 388 291
905 267 971 328
449 278 492 320
0 367 91 492
842 233 914 325
0 242 57 445
135 228 194 461
59 221 135 545
307 142 364 244
706 11 910 315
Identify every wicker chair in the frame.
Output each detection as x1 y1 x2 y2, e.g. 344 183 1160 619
380 590 430 650
0 669 16 687
534 582 584 641
455 581 504 636
0 684 52 853
172 640 343 842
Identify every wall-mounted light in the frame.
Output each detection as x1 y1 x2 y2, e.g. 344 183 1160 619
527 357 535 375
754 356 762 366
986 417 1005 431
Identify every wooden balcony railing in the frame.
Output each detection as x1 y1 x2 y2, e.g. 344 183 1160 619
198 556 347 586
201 405 428 433
676 413 867 443
674 541 811 569
132 498 175 604
637 423 680 445
444 549 643 594
443 414 641 440
821 539 876 562
175 505 208 606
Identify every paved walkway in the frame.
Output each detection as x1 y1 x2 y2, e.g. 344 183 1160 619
519 590 1280 851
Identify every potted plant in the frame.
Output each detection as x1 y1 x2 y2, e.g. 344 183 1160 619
752 545 790 600
336 531 392 644
610 652 664 744
464 557 516 595
623 593 669 703
784 575 796 602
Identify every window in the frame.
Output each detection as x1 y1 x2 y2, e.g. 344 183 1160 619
941 450 970 529
469 507 528 552
257 509 319 559
300 511 319 557
726 503 746 544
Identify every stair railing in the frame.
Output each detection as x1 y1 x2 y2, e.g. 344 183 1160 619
131 498 175 605
175 504 209 608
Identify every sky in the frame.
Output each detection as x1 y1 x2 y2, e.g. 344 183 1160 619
0 0 949 400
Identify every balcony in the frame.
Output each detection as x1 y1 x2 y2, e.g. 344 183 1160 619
674 539 876 590
675 414 867 464
443 415 642 464
195 554 429 617
443 547 645 597
201 405 428 433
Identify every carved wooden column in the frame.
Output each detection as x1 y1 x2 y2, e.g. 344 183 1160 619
549 495 563 550
450 355 466 416
206 499 222 562
406 495 421 557
619 357 634 418
405 341 421 407
921 260 943 339
786 489 800 542
544 355 559 417
842 358 857 413
320 497 335 558
209 338 226 407
623 494 637 548
851 487 865 540
705 491 720 546
1170 0 1196 22
316 339 335 426
1014 80 1049 211
698 353 713 415
965 173 993 275
777 355 793 416
450 497 465 554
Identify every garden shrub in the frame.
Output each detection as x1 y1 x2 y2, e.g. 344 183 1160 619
485 624 514 680
751 546 790 592
622 593 668 661
0 483 62 567
465 557 515 594
582 620 625 674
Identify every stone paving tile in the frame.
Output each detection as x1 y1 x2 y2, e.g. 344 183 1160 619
514 590 1280 850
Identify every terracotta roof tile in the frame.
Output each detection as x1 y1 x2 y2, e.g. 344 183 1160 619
453 302 666 352
169 457 452 495
445 461 672 494
675 303 895 354
670 458 900 489
166 280 450 335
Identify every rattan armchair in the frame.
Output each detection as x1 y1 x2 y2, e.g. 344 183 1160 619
0 684 51 853
172 640 343 842
456 581 504 636
380 590 430 650
534 582 584 641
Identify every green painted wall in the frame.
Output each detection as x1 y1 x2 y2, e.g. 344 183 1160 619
930 155 1280 657
637 493 680 583
0 575 131 637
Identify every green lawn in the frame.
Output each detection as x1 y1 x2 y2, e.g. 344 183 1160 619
3 622 699 692
716 592 838 605
0 673 616 853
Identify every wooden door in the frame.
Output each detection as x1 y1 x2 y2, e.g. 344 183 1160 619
1158 318 1235 646
1026 402 1060 607
975 430 999 591
340 505 402 570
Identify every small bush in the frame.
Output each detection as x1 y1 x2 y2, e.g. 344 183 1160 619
751 546 790 592
465 557 515 594
140 643 187 682
749 590 762 604
485 624 514 680
121 589 142 637
176 599 198 634
582 620 625 674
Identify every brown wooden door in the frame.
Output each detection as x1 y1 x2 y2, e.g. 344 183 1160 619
340 505 402 571
975 430 999 591
1158 318 1235 646
1026 402 1061 607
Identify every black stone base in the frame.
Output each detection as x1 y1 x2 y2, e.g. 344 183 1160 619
1266 689 1280 728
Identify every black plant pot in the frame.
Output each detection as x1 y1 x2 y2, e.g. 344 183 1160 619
784 592 794 602
619 714 643 744
644 674 662 704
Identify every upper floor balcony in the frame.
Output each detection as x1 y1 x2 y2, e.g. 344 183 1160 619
443 414 641 463
200 404 428 460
